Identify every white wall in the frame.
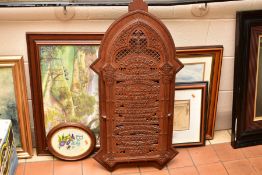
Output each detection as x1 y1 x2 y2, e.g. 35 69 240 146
0 0 262 144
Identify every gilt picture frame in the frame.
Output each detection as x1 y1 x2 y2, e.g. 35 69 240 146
176 46 223 139
0 56 33 158
173 82 208 147
27 33 103 155
232 10 262 148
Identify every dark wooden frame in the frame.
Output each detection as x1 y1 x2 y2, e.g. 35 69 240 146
47 122 96 160
176 46 223 139
232 10 262 148
173 82 208 147
0 56 33 158
26 33 104 155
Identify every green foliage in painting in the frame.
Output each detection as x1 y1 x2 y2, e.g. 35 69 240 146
0 68 21 147
72 92 96 117
45 108 64 130
40 45 100 140
75 46 98 56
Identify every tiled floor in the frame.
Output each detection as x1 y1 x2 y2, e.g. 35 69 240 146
15 130 262 175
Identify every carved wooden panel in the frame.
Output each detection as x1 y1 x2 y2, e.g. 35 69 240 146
91 0 183 171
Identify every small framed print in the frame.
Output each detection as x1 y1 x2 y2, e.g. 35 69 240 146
173 82 208 147
47 123 95 160
176 46 223 139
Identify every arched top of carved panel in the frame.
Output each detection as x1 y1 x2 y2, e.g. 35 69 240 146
91 6 183 74
113 24 162 65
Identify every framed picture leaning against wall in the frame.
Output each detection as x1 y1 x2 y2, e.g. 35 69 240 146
173 82 208 147
27 33 103 155
232 10 262 148
176 46 223 139
0 56 33 158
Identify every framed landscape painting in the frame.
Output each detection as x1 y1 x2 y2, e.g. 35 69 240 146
172 82 208 147
176 56 212 83
27 33 103 155
0 56 33 158
232 10 262 148
176 46 223 139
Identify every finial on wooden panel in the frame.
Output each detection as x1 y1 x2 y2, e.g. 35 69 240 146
128 0 148 12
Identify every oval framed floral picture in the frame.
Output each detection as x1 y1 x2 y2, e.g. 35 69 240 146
47 123 96 160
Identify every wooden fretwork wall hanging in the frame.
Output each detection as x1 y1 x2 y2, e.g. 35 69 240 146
91 0 183 171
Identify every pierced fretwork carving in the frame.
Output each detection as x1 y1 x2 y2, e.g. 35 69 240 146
91 0 183 171
115 29 161 63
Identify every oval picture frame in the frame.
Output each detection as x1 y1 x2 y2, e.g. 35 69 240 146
47 123 96 160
